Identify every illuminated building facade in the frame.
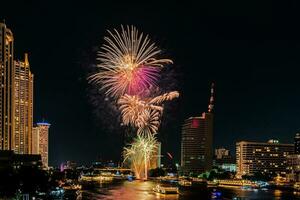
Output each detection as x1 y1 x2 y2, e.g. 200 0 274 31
0 22 34 155
236 140 294 178
181 83 214 175
31 127 39 154
215 148 230 159
295 133 300 154
36 122 50 168
0 22 14 151
181 112 213 174
14 54 34 154
287 154 300 182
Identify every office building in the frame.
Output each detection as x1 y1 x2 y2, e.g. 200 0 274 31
14 54 34 154
181 83 214 175
0 22 14 151
236 139 294 178
35 122 50 168
295 133 300 154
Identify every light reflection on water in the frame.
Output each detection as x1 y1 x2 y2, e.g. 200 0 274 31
76 180 300 200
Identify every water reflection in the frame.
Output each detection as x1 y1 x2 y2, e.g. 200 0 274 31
74 180 300 200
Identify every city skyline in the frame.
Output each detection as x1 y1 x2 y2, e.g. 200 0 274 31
2 1 300 166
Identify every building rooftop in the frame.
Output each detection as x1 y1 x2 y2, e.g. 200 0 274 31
36 122 51 126
237 140 293 146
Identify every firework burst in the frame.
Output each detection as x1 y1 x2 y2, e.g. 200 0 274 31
88 25 178 180
123 134 158 180
118 91 179 136
88 25 172 98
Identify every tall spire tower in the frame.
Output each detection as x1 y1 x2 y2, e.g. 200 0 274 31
208 82 215 113
181 82 214 174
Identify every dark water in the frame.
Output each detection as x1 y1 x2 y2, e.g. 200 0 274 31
69 180 300 200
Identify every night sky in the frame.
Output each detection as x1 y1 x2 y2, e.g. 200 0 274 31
2 1 300 166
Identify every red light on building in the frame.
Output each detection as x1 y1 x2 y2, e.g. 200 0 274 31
191 119 199 128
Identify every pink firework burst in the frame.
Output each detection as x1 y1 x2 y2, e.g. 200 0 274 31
88 25 172 98
126 66 160 96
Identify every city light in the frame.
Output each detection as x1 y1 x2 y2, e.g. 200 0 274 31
3 2 300 199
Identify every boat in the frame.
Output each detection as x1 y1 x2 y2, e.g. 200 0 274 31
294 182 300 191
48 187 64 199
217 179 259 188
207 180 219 187
241 185 253 191
211 189 222 199
159 176 179 183
153 184 179 194
178 179 192 186
61 182 82 190
79 173 113 182
127 174 134 181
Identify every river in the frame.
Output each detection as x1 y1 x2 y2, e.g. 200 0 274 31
64 180 300 200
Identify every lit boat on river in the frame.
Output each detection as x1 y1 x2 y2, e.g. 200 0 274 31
153 184 179 194
79 173 113 182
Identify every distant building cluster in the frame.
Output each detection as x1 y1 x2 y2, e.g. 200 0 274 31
214 148 236 172
60 160 77 172
179 83 300 182
0 22 50 168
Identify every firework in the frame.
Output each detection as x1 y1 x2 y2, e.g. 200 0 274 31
89 25 178 181
118 94 162 127
149 91 179 104
136 109 161 137
118 91 179 136
123 134 158 180
88 25 172 98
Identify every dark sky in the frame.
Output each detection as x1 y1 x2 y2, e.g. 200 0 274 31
2 1 300 166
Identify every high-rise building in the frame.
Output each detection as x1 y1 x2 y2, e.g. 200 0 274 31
181 113 213 174
0 22 14 151
36 122 50 168
0 22 34 155
31 126 39 154
236 139 294 178
295 133 300 154
181 83 214 175
14 54 34 154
